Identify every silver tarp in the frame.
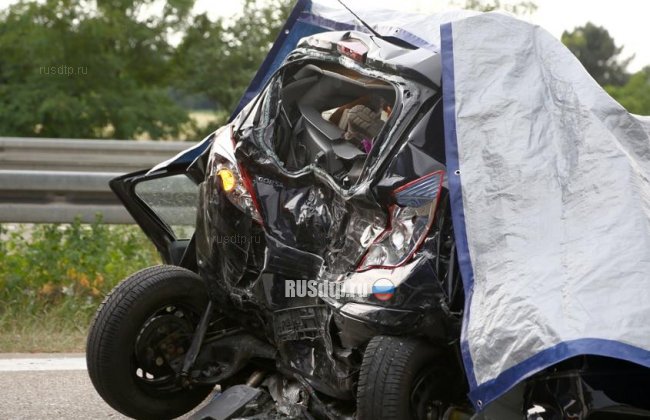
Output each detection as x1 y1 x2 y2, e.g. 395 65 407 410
441 12 650 409
240 2 650 410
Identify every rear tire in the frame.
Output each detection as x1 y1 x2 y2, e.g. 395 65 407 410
357 335 455 420
86 265 213 420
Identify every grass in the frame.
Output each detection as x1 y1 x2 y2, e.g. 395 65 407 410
0 219 160 352
0 310 90 353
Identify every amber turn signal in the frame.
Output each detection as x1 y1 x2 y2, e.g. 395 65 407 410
217 168 236 192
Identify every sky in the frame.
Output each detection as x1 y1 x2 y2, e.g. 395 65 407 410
194 0 650 72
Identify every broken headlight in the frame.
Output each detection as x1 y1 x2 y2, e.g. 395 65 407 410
214 161 262 223
210 128 263 223
357 171 444 271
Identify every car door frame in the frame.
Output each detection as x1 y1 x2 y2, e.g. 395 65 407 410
109 135 214 269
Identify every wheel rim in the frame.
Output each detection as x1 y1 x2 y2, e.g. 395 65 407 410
132 303 201 394
409 366 448 420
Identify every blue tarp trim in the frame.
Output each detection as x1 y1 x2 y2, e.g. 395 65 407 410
469 338 650 409
440 22 479 396
440 19 650 411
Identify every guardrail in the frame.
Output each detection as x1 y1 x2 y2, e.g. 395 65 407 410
0 137 195 224
0 137 190 172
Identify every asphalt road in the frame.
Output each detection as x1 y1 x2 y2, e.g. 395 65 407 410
0 354 127 419
0 354 213 420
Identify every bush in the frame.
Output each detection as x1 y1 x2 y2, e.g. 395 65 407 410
0 218 160 351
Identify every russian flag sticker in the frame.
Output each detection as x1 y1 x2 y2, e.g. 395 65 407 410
372 278 395 301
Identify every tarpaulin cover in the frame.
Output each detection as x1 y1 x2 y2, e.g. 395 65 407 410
441 13 650 409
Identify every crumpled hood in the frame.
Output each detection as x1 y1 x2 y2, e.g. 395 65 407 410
441 12 650 410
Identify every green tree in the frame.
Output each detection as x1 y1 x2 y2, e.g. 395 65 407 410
460 0 537 15
0 0 193 139
606 67 650 115
562 22 632 87
172 0 293 116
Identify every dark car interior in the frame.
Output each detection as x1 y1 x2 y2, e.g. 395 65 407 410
264 62 396 185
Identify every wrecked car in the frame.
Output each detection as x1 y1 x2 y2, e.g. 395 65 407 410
86 2 650 420
87 18 467 420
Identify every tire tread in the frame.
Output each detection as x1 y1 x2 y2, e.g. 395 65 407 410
357 335 436 420
86 265 211 420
